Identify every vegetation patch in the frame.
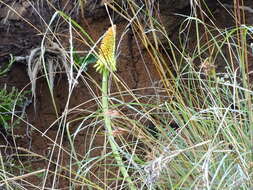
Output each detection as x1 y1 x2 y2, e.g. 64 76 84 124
0 0 253 189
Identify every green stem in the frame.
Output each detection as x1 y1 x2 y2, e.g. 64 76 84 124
102 70 136 190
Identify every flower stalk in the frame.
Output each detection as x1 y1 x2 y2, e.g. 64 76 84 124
95 25 136 190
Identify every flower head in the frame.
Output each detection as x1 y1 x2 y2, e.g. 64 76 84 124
94 25 116 73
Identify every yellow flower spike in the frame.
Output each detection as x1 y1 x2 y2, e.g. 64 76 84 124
94 25 116 73
95 24 136 190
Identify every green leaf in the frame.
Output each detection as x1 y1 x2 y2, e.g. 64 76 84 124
75 53 98 71
0 54 15 76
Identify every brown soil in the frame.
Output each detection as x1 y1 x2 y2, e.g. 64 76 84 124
0 0 253 189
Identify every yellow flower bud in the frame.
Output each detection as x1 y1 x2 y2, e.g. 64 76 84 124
94 25 116 73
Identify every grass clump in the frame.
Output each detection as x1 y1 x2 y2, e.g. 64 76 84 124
0 85 31 135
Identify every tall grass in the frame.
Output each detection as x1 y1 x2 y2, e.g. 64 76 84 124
0 0 253 189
